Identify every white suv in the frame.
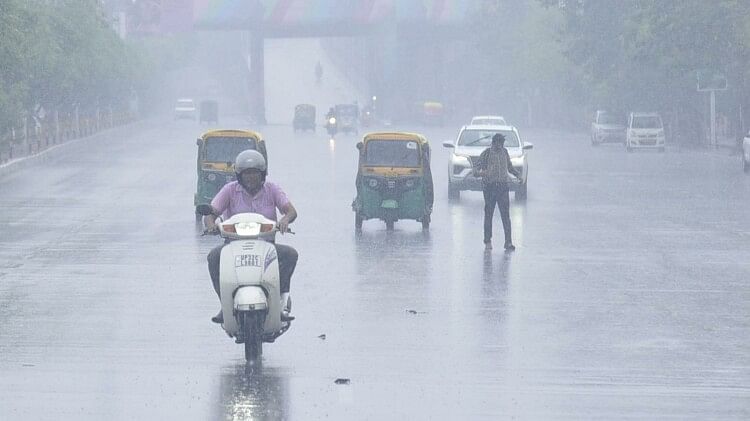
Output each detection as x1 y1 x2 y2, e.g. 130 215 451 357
443 124 533 201
626 112 665 152
470 115 507 126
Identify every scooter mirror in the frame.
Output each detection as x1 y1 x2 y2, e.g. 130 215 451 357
196 138 202 146
356 142 364 150
196 204 215 216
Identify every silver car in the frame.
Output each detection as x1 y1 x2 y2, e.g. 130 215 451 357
443 125 533 201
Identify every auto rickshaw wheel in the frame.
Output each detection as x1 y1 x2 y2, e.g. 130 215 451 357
385 219 395 231
421 215 430 230
355 212 363 231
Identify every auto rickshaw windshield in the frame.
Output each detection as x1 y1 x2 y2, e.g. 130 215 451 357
204 137 257 162
364 140 421 167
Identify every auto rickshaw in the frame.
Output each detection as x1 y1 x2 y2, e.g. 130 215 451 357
194 130 267 216
293 104 316 132
352 132 434 231
199 100 219 124
334 103 359 135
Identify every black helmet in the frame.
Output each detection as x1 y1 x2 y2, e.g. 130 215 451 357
492 133 505 143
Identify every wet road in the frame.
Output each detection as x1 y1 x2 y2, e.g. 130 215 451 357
0 114 749 420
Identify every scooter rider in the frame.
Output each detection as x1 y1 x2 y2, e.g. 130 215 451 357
204 150 298 323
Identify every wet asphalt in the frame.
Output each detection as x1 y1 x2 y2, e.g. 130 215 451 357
0 115 748 420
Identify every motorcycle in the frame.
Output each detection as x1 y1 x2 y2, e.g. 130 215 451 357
326 116 338 137
197 204 292 362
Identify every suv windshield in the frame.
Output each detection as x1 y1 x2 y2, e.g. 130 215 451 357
598 112 622 125
204 137 258 162
364 140 421 167
472 118 506 125
631 116 662 129
457 129 520 147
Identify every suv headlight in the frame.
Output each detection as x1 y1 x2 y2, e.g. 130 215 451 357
510 156 524 166
451 154 470 167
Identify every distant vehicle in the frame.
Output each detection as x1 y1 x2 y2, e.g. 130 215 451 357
442 124 533 201
334 104 359 135
591 110 626 145
174 98 197 120
743 130 750 173
626 112 665 152
471 115 507 126
293 104 316 132
199 100 218 125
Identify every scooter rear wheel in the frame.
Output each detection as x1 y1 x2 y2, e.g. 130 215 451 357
242 312 263 361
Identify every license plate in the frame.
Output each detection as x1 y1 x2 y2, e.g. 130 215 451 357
235 254 261 268
381 199 399 209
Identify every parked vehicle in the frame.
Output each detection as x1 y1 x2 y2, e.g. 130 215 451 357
352 132 434 231
591 110 625 145
197 205 292 362
443 124 533 201
194 130 267 216
626 112 666 152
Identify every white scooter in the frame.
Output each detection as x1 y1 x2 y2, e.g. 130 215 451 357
197 205 292 361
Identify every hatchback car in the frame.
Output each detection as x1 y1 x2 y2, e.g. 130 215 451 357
591 110 625 145
443 125 533 201
626 112 665 152
174 98 197 120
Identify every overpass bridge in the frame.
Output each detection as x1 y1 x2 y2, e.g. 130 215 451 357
192 0 477 123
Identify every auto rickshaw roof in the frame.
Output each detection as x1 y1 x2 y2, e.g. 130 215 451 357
363 132 429 145
200 129 263 141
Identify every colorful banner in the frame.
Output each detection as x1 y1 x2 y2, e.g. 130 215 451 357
193 0 471 26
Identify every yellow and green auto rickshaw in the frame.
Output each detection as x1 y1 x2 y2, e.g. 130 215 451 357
194 130 267 215
352 132 434 231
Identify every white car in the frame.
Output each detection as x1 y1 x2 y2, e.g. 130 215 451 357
626 112 665 152
591 110 626 145
470 115 507 126
743 130 750 173
443 124 533 201
174 98 197 120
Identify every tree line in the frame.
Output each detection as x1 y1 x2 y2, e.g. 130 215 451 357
464 0 750 144
0 0 156 148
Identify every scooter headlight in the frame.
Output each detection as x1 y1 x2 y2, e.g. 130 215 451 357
207 173 217 181
328 117 336 125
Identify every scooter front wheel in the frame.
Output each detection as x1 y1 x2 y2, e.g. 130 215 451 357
241 311 263 361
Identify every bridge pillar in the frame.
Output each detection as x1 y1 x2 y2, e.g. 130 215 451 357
249 32 266 125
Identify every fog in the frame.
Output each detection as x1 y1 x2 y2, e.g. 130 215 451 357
0 1 749 420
